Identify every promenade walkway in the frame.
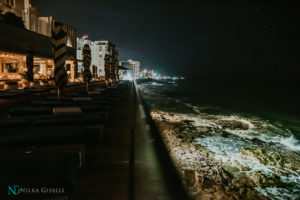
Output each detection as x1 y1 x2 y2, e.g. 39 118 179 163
0 81 189 200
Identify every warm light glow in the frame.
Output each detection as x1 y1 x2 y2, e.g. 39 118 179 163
82 34 89 39
0 74 22 80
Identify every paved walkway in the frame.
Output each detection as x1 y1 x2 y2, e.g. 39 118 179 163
134 88 189 200
0 83 189 200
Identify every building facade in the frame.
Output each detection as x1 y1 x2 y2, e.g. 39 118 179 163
0 0 78 88
77 38 119 81
90 41 103 79
0 21 54 89
119 59 140 79
97 40 119 81
46 17 77 82
38 16 77 49
0 0 39 32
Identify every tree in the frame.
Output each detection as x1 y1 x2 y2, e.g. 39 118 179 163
1 12 25 28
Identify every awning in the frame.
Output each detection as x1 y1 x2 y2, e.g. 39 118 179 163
0 22 75 59
118 65 130 70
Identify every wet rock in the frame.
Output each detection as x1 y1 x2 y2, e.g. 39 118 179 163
217 120 249 130
238 187 246 196
178 135 184 139
223 165 240 178
238 146 296 171
181 130 190 135
183 169 196 187
233 160 251 171
221 131 229 137
183 119 194 123
150 110 272 200
251 137 264 144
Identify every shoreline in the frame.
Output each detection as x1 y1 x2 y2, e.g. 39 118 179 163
150 110 269 200
137 79 300 200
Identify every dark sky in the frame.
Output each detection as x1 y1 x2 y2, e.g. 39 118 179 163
32 0 300 78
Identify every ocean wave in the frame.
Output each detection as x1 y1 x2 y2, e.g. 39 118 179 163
280 135 300 152
151 82 164 86
173 110 300 199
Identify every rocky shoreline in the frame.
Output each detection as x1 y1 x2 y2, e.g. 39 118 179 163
150 110 300 200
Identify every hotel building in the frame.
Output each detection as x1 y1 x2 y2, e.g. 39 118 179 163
0 0 77 89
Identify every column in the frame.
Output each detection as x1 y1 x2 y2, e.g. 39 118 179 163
70 61 75 82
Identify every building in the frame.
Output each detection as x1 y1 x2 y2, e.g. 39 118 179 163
78 39 119 81
0 0 39 32
0 0 77 54
90 41 102 79
119 59 140 79
98 40 119 82
0 21 54 89
139 68 153 78
40 17 77 82
0 0 78 83
38 16 77 49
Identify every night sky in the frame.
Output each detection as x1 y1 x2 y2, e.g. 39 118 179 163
32 0 300 78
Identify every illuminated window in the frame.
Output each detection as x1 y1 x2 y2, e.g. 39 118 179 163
3 62 18 73
33 65 40 74
66 64 71 71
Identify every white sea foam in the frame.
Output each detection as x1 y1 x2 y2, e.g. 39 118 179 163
140 81 300 200
151 82 164 86
220 115 255 129
255 187 300 200
195 135 300 200
177 110 300 199
280 135 300 151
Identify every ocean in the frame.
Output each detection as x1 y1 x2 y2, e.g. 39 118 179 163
137 79 300 200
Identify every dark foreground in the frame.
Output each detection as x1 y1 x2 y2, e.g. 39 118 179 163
0 81 188 200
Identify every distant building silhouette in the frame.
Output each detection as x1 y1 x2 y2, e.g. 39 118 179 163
119 59 140 79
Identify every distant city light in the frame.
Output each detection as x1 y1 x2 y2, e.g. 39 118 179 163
122 74 133 81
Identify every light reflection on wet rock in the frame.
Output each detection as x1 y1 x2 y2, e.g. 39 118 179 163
150 110 300 200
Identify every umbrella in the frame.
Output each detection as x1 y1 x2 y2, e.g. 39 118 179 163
92 65 97 78
25 46 34 83
118 65 129 70
82 44 92 92
74 61 78 80
111 63 116 83
104 55 110 85
51 21 68 100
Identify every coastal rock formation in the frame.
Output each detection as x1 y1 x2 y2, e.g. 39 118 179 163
151 110 269 200
216 120 249 130
239 146 300 172
140 80 300 200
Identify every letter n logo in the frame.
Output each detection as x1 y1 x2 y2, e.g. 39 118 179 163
8 185 20 195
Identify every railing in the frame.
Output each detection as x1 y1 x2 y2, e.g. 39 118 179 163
129 80 137 200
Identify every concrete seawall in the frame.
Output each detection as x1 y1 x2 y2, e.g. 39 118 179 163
135 81 190 200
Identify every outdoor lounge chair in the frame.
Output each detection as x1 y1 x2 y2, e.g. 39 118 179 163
2 112 105 143
32 114 105 142
9 104 109 123
0 126 86 169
